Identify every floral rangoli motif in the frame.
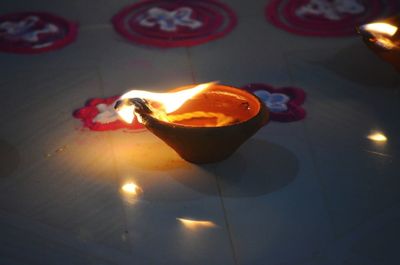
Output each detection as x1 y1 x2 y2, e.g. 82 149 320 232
139 7 202 32
265 0 397 36
242 83 307 122
0 12 77 53
112 0 237 47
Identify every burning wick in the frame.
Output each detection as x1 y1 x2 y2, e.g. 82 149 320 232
359 22 399 49
114 82 236 127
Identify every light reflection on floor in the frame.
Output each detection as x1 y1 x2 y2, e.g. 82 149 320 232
367 131 388 142
177 218 218 230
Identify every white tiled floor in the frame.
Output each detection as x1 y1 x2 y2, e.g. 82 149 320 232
1 1 399 265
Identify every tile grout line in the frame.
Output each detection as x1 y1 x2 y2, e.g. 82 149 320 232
215 175 240 265
105 130 135 256
283 51 338 242
283 53 338 239
95 66 106 97
95 67 134 254
284 52 400 256
185 48 197 83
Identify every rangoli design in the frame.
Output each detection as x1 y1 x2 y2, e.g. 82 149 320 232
265 0 398 36
242 83 306 122
296 0 365 20
112 0 237 48
138 7 202 32
0 12 77 53
73 96 145 131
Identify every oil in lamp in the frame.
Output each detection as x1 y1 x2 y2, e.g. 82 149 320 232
114 83 269 164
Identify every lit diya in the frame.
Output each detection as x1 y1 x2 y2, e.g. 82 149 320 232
114 83 269 164
358 18 400 72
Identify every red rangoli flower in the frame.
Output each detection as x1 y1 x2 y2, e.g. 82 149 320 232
73 95 145 131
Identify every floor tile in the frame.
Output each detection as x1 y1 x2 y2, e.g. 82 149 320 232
211 130 335 265
107 131 236 265
287 57 400 237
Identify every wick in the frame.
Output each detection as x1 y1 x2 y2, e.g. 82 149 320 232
114 98 152 114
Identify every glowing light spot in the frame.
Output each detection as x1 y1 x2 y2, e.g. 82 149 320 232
360 22 399 49
367 132 387 142
117 104 136 124
121 182 141 195
177 218 217 230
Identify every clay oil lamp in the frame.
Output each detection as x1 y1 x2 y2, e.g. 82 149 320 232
114 82 269 164
358 17 400 72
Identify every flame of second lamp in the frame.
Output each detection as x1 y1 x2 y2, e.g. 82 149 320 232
362 22 398 37
360 22 399 50
116 82 215 124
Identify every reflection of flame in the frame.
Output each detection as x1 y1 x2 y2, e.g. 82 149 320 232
177 218 217 230
362 22 398 36
117 82 216 124
121 182 142 195
367 132 387 142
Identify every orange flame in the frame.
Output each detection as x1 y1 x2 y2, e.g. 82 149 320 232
361 22 398 49
362 22 398 37
117 82 216 124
